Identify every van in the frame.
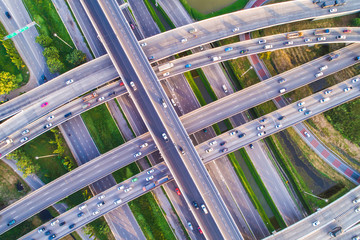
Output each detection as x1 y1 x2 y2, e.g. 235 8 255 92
64 112 72 118
264 45 273 49
222 85 228 93
279 88 286 93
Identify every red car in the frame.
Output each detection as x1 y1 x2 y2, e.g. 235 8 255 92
197 227 203 234
41 102 48 108
343 29 352 33
119 81 124 86
175 187 181 196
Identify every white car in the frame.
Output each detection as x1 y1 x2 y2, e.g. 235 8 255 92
284 41 293 45
201 204 208 214
257 125 265 130
117 185 124 190
329 8 337 13
319 65 328 71
181 38 187 43
21 129 30 135
298 107 307 112
319 97 330 103
315 72 323 78
232 27 239 32
66 79 74 85
355 207 360 213
257 131 266 137
134 152 142 158
324 89 333 95
205 148 213 153
92 210 100 215
352 198 360 204
229 130 238 136
97 201 105 208
304 38 312 43
140 143 148 148
258 39 266 44
147 169 154 174
124 187 132 193
343 87 353 92
352 236 360 240
317 37 326 41
146 176 154 181
97 96 105 101
140 42 147 47
163 72 170 77
130 81 136 90
98 194 105 200
304 132 311 138
336 35 346 39
50 219 59 226
162 133 169 142
78 204 87 210
209 140 217 146
312 220 320 226
351 78 359 83
20 137 28 143
114 199 122 205
161 98 167 108
47 115 55 121
297 101 305 107
275 124 281 128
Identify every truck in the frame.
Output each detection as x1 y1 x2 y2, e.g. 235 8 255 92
142 182 155 191
314 29 330 35
82 92 98 102
0 138 13 148
212 56 221 61
328 226 342 237
156 175 169 185
158 63 174 72
286 31 304 39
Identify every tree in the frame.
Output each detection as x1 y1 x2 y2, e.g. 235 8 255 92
36 34 53 47
0 71 18 95
43 46 60 59
47 57 64 73
8 150 40 177
66 49 87 66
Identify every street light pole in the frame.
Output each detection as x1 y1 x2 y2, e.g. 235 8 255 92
241 66 253 77
53 33 73 49
303 191 328 202
35 154 58 159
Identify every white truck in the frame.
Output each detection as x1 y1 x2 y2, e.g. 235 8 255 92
212 56 221 61
0 138 13 148
158 63 174 72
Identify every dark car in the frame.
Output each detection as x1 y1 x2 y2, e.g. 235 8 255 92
59 221 66 226
48 234 56 240
202 129 207 133
69 224 76 229
108 91 116 97
5 12 11 19
7 219 16 226
278 116 285 121
193 201 199 209
45 230 52 236
239 49 249 54
220 148 228 153
249 144 254 149
220 141 227 146
355 56 360 61
77 212 84 217
129 22 135 29
64 112 72 118
259 118 267 123
238 133 246 138
179 146 185 155
41 74 47 83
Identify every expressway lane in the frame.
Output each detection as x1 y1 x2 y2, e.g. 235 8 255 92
140 0 360 61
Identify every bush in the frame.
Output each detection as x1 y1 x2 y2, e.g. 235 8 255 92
8 150 40 177
66 49 87 67
0 71 18 95
352 18 360 26
36 34 53 47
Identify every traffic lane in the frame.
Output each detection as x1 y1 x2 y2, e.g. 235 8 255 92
157 0 192 26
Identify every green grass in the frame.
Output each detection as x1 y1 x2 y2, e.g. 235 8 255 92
227 152 275 232
23 0 75 71
240 149 286 228
86 217 114 240
129 192 176 240
179 0 248 20
150 0 176 29
112 162 140 183
81 104 125 154
143 0 166 32
115 98 136 138
183 71 206 106
195 69 217 101
60 187 92 209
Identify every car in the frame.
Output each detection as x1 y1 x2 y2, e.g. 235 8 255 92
258 131 266 136
20 137 28 143
275 124 281 128
69 224 75 229
148 56 154 60
232 27 239 32
78 204 87 210
352 236 360 240
93 210 100 215
209 140 217 146
319 97 330 103
224 47 233 52
59 221 66 226
41 102 48 108
130 81 136 90
97 96 105 101
229 130 238 136
185 64 192 68
77 212 84 217
264 44 273 49
146 176 154 181
97 201 105 207
343 87 353 92
259 117 267 123
239 49 249 54
297 101 305 107
304 110 312 116
257 125 265 130
140 42 147 47
140 143 148 148
107 91 116 97
181 38 187 43
284 41 293 45
5 12 11 19
198 227 203 234
132 177 138 182
147 169 154 174
49 234 56 240
201 204 208 214
124 187 132 193
21 129 30 135
64 112 72 118
66 79 74 85
336 35 346 40
298 107 307 112
203 128 207 133
47 115 54 121
98 194 105 200
317 37 326 41
119 81 124 86
352 78 359 83
50 219 59 226
205 148 213 153
44 123 52 129
329 8 337 13
279 88 286 93
319 65 328 71
328 53 339 61
160 98 167 108
304 131 311 138
192 201 199 209
312 220 320 226
175 187 181 195
258 39 266 44
163 72 170 77
114 199 122 205
220 148 228 153
304 38 312 43
278 78 286 84
38 226 46 233
162 133 169 142
353 198 360 204
238 133 246 138
343 29 352 33
355 207 360 213
179 146 185 155
45 230 52 236
187 221 193 230
129 22 135 29
220 141 227 146
315 72 323 78
278 116 285 120
324 89 333 94
249 144 254 149
134 152 142 158
41 74 47 82
355 56 360 61
117 185 124 190
7 219 15 226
